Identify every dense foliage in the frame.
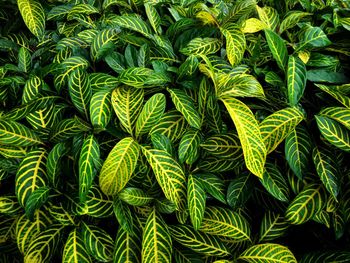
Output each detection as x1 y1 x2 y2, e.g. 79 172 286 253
1 0 350 262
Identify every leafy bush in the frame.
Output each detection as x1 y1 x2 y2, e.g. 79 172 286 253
1 0 350 262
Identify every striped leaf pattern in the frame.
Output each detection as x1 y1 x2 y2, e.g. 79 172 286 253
99 137 140 196
24 186 50 220
221 25 246 67
90 90 112 129
188 174 206 230
68 68 91 120
50 117 90 143
169 225 230 257
313 147 340 200
135 93 166 137
178 129 202 164
285 184 326 225
80 185 113 218
220 96 266 178
118 187 153 206
315 115 350 152
168 88 201 129
15 148 47 207
260 107 305 154
264 29 288 71
142 209 172 263
199 206 251 241
112 87 144 136
63 228 91 263
180 38 222 56
46 142 69 188
201 133 242 159
79 135 100 202
82 223 114 262
142 147 187 210
114 225 141 263
0 120 42 146
259 211 288 242
287 56 307 106
17 0 45 39
285 125 312 180
24 225 63 262
239 243 297 263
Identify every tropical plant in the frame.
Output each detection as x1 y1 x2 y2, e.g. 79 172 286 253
1 0 350 262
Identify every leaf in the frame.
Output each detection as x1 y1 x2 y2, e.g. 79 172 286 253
112 87 144 136
187 174 206 230
197 173 226 204
300 251 350 263
316 84 350 108
220 96 266 178
113 197 134 233
145 3 162 34
17 0 45 39
319 107 350 130
142 209 172 263
264 29 288 71
242 18 267 33
259 211 288 242
168 88 202 129
111 15 152 38
279 11 312 34
118 187 153 206
0 120 42 146
285 183 326 225
24 186 50 221
24 225 64 262
199 206 251 241
201 133 242 159
180 38 222 56
15 148 47 207
63 228 92 263
90 90 112 129
260 162 290 202
315 115 350 152
68 68 91 120
313 147 340 200
257 6 280 31
227 173 253 208
50 116 90 143
114 225 141 263
142 147 187 210
260 107 305 154
221 26 246 67
15 210 52 254
82 223 114 262
99 137 140 196
18 47 31 73
135 93 166 137
91 28 119 61
46 142 69 188
150 110 188 142
79 135 100 202
169 225 230 257
297 26 332 51
238 243 297 263
89 73 118 92
178 129 202 164
285 124 312 180
287 56 307 106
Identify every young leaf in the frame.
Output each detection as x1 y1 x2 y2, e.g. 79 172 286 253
221 25 246 67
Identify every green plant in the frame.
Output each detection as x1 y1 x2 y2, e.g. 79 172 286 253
1 0 350 262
